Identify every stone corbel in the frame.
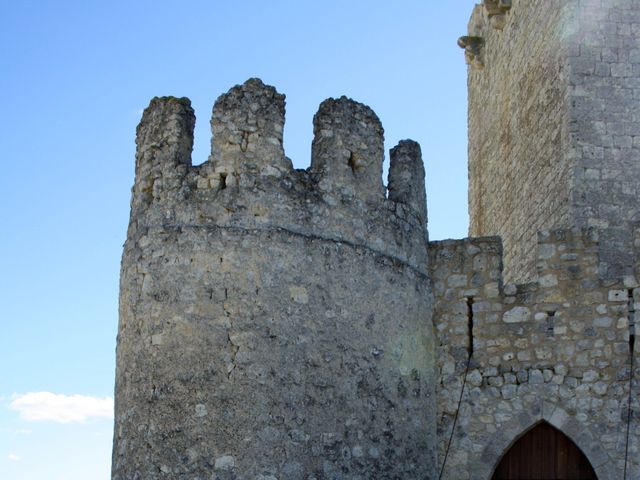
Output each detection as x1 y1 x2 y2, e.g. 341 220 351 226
483 0 511 30
458 36 485 68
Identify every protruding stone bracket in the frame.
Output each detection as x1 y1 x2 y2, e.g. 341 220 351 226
458 36 485 68
483 0 511 30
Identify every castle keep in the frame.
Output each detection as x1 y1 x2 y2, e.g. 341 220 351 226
466 0 640 284
113 1 639 479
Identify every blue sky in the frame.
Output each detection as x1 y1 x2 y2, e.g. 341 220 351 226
0 1 477 478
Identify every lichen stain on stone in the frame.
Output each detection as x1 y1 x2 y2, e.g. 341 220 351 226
387 332 433 376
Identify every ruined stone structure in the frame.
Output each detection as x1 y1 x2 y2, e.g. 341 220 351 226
112 80 435 479
113 1 638 479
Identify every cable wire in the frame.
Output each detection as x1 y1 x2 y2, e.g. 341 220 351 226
439 353 472 480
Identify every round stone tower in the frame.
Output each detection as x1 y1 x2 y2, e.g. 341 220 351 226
112 79 435 479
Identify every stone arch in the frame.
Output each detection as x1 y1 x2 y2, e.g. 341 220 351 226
492 421 597 479
470 404 618 480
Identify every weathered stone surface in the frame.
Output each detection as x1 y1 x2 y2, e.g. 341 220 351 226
389 139 428 233
113 80 435 479
113 2 640 479
466 1 571 283
503 306 530 324
206 78 291 187
467 0 640 283
431 229 638 479
310 96 385 202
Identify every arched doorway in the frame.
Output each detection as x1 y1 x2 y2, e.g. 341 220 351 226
492 421 597 480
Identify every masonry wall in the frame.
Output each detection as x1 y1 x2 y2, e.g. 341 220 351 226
466 0 572 283
467 0 640 283
431 229 639 479
566 0 640 278
112 80 436 479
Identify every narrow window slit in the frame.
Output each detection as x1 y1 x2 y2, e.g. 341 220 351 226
546 311 556 337
627 289 635 354
219 173 227 189
466 297 474 358
624 289 636 479
348 151 364 174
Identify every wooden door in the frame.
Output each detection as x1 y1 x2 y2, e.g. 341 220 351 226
492 422 597 480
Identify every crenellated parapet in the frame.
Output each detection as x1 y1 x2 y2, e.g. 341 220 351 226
128 78 429 270
114 79 436 479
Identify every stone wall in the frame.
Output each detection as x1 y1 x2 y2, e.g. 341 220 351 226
466 0 572 283
431 228 639 479
466 0 640 282
112 79 436 479
565 0 640 278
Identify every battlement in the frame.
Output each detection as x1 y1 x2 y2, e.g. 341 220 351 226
130 78 429 270
310 96 385 201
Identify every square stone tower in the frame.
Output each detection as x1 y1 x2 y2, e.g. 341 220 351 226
464 0 640 282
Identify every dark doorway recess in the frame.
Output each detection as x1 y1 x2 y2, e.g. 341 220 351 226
492 422 597 480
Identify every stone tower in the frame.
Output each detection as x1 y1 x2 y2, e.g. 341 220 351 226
112 79 436 479
432 1 639 478
465 0 640 283
113 2 640 479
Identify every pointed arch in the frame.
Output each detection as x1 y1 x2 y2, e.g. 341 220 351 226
491 421 596 479
470 405 618 480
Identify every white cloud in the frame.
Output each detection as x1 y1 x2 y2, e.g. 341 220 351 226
8 453 20 461
9 392 113 423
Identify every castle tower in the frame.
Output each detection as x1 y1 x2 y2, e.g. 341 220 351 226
429 2 639 478
464 0 640 282
112 79 436 478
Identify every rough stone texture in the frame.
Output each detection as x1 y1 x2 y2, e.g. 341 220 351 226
565 0 640 279
388 140 428 238
202 78 292 189
466 0 640 283
113 79 436 479
466 0 571 284
431 229 639 479
457 4 640 473
114 2 640 478
310 96 386 202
